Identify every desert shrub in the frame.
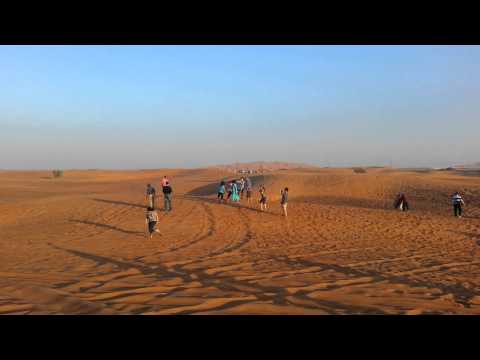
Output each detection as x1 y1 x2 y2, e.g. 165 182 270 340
353 167 367 174
52 170 64 178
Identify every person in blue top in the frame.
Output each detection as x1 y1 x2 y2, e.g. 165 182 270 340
231 180 240 202
218 181 226 203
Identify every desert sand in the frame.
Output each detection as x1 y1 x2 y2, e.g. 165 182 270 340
1 167 480 314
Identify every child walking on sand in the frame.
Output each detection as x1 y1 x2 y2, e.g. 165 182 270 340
259 185 267 211
145 207 161 239
281 187 289 217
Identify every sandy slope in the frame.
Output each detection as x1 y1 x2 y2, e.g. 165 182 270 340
1 168 480 314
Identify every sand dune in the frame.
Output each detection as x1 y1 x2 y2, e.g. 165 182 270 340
1 168 480 314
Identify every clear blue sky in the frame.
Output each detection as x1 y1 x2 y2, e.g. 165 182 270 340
1 45 479 169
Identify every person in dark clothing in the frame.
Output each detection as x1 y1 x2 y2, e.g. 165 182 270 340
394 192 409 211
394 193 400 209
226 181 233 200
280 187 289 217
399 193 409 211
162 182 173 212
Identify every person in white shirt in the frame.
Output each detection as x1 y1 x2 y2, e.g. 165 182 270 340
238 177 246 199
452 192 465 218
145 207 161 239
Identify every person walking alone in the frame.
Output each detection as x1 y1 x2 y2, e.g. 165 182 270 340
452 192 465 218
145 207 161 239
280 187 289 217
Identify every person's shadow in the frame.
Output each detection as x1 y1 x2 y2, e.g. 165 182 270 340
70 219 144 236
463 215 480 220
182 195 278 216
450 230 480 246
92 198 145 209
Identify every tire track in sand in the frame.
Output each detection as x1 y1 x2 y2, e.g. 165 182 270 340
166 202 216 253
168 200 255 268
209 206 253 256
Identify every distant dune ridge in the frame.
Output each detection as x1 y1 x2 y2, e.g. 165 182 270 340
453 162 480 170
211 161 317 173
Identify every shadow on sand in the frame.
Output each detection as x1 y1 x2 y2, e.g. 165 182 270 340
181 195 279 216
92 198 146 209
462 215 480 220
47 244 384 314
70 219 144 236
48 242 480 313
450 230 480 246
455 170 480 177
294 195 390 211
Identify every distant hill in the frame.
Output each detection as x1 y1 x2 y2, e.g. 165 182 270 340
211 161 317 173
453 162 480 170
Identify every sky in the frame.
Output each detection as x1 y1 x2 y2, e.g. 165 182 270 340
1 45 479 169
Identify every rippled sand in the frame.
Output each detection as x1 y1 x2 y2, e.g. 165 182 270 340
1 168 480 314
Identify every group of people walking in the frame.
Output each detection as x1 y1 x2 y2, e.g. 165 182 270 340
144 174 469 240
144 175 289 240
145 176 173 239
217 177 253 204
217 177 289 217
